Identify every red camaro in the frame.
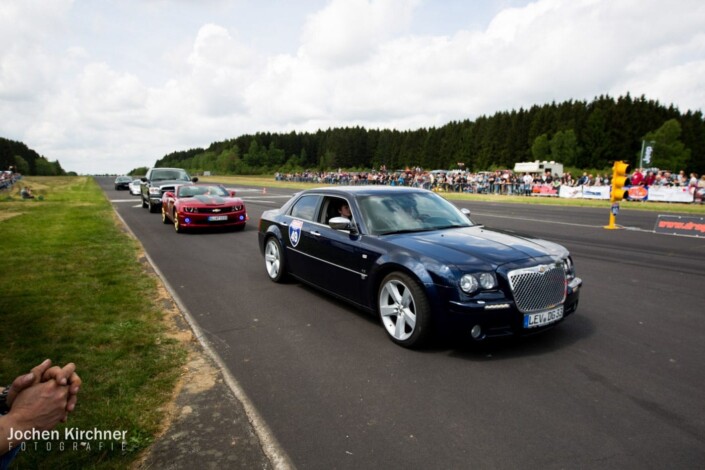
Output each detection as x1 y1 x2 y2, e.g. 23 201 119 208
161 183 248 233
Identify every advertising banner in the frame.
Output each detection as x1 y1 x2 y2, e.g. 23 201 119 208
559 185 583 199
580 185 610 200
647 186 694 203
627 186 648 201
654 215 705 238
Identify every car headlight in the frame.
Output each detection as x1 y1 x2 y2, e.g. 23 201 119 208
460 273 497 294
478 272 497 289
183 206 197 213
149 187 161 196
562 257 575 280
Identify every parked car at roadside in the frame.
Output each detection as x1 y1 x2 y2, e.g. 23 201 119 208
114 175 132 190
140 167 197 213
258 186 582 348
161 183 247 233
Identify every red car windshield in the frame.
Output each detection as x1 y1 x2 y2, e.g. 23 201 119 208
178 185 229 198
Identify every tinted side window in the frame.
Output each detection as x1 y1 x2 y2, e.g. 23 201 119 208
289 195 320 221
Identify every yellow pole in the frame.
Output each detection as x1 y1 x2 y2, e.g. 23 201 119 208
604 202 622 229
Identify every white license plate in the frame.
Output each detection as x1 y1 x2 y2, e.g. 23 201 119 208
208 215 228 221
523 306 563 328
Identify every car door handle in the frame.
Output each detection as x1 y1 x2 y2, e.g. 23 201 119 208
310 231 321 237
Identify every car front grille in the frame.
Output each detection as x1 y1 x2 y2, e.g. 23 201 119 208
160 185 176 196
194 205 244 214
507 263 566 313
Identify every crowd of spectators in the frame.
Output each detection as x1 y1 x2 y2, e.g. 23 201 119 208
275 166 704 202
276 167 591 195
275 166 703 197
1 166 20 191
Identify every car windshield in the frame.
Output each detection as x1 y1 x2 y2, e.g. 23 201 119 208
178 185 229 198
357 192 473 235
116 176 131 182
152 169 191 182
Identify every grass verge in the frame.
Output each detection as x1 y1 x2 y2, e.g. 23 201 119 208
202 174 705 215
0 177 186 469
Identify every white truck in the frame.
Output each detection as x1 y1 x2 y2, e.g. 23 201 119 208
513 161 564 177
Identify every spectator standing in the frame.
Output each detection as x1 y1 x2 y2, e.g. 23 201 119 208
696 175 705 203
631 168 644 186
522 172 533 195
644 171 656 187
676 170 687 186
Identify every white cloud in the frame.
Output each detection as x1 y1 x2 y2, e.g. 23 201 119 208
299 0 419 67
1 0 704 174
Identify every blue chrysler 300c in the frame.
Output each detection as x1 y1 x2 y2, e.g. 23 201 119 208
257 186 581 348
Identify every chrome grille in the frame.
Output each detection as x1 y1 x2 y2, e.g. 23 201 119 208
508 263 566 313
160 185 176 196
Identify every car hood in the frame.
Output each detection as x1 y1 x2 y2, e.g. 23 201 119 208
181 195 241 205
153 180 193 189
387 226 567 269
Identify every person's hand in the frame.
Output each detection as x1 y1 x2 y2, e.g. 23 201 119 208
5 359 53 408
6 360 81 413
43 363 81 412
5 380 70 433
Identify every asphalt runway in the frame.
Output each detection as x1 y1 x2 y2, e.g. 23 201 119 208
101 178 705 469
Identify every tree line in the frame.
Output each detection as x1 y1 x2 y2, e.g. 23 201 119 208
152 94 704 178
0 138 67 176
2 93 703 177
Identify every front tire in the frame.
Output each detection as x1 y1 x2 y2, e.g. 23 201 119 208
264 237 287 282
148 199 159 213
174 211 184 233
378 272 431 348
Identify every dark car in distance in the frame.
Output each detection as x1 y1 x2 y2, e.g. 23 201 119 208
161 183 247 233
258 186 581 348
114 175 132 190
141 167 197 213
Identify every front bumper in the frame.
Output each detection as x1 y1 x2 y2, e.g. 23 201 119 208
176 211 248 228
444 277 582 339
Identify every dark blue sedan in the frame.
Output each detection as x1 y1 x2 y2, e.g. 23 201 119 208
257 186 581 348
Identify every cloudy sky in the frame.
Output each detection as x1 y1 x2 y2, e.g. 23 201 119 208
1 0 704 175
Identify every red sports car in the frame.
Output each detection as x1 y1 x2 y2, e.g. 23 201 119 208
161 184 248 233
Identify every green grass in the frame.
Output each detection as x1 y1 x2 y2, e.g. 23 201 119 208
0 177 186 469
203 174 705 215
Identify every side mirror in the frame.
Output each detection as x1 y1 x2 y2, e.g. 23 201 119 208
329 216 357 234
191 177 199 182
230 190 237 197
461 208 472 218
140 177 147 183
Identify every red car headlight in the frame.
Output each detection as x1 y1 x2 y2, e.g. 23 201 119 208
183 206 197 213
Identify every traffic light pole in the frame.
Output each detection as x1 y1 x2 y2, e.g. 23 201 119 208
604 160 631 230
